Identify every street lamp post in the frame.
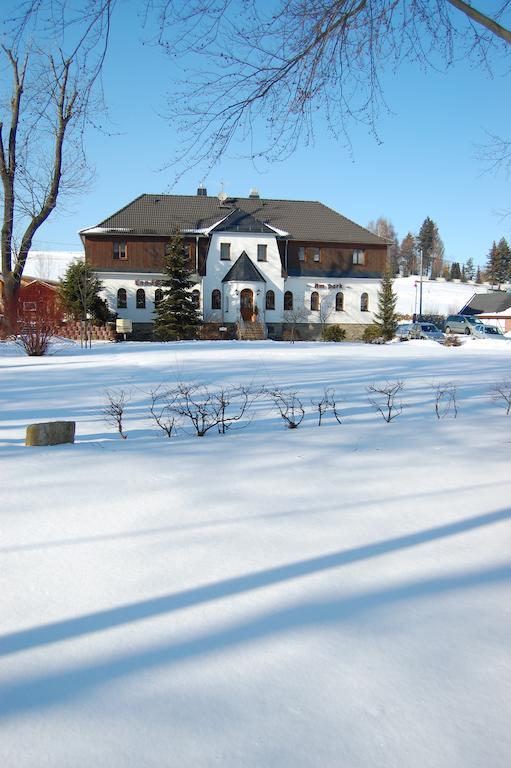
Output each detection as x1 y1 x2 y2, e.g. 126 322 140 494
419 248 424 320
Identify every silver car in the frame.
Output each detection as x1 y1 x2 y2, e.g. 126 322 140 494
472 324 509 340
409 322 445 342
444 315 481 335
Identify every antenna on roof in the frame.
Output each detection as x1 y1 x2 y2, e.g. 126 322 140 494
249 187 260 199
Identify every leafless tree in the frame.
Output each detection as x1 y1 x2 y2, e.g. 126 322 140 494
149 386 177 437
311 387 342 426
318 301 333 339
153 1 511 175
104 389 129 439
490 379 511 415
0 1 115 329
367 380 405 422
268 387 305 429
283 307 307 343
432 381 458 419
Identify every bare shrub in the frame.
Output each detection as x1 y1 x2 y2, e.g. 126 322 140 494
432 382 458 419
490 379 511 415
213 384 260 434
443 334 461 347
367 381 404 422
268 388 305 429
311 387 342 426
15 307 58 356
166 383 222 437
104 390 129 439
149 387 176 438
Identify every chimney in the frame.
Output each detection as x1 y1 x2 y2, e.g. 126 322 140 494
197 184 207 196
249 187 260 199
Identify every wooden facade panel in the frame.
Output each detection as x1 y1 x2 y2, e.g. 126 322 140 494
285 241 387 276
84 236 198 273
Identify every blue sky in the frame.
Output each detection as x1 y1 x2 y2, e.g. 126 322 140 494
26 1 511 267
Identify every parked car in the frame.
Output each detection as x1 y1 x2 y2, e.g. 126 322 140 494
472 324 509 340
408 322 445 342
395 323 412 340
444 314 482 335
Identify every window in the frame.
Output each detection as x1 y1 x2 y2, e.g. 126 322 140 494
335 292 344 311
360 292 369 312
192 289 200 309
298 247 305 262
284 291 293 311
136 289 146 309
220 242 231 260
265 290 275 310
312 248 321 263
353 249 365 265
257 244 267 262
117 288 127 309
212 289 221 310
154 288 163 307
23 301 37 311
310 291 320 312
113 241 127 260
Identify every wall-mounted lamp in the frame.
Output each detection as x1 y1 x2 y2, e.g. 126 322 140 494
234 289 239 296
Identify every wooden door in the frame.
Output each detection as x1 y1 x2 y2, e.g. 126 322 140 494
240 289 254 321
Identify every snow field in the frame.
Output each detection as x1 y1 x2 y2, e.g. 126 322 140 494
1 339 510 767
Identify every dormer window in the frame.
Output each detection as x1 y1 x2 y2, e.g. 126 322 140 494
353 249 365 265
220 242 231 260
113 241 127 260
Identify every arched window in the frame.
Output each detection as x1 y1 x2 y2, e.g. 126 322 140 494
360 292 369 312
212 289 221 310
192 289 200 309
265 290 275 311
117 288 127 309
310 291 320 312
154 288 163 307
284 291 293 311
336 292 344 311
136 289 146 309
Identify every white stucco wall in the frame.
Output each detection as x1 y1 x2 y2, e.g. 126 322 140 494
284 277 380 324
202 232 285 323
97 271 198 324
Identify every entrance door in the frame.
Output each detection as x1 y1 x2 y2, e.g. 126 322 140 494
240 288 254 321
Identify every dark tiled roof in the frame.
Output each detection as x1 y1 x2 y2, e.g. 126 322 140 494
87 194 387 245
222 252 267 283
211 208 275 234
460 292 511 314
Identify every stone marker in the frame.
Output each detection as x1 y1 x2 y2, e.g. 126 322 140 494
25 421 76 446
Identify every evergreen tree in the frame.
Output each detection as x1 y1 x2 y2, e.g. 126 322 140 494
417 217 443 276
465 257 475 281
374 266 398 341
486 241 501 287
461 264 467 282
399 232 417 276
496 237 511 284
476 266 482 284
450 261 461 280
153 230 201 340
59 261 110 322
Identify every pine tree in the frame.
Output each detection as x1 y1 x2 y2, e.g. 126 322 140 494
486 241 501 288
374 266 398 341
465 257 475 281
496 238 511 285
450 262 461 280
461 265 467 282
153 231 201 340
399 232 417 276
475 266 482 284
417 217 443 277
59 261 109 322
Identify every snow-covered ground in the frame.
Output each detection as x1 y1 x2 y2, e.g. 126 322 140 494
1 339 510 768
393 276 491 317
